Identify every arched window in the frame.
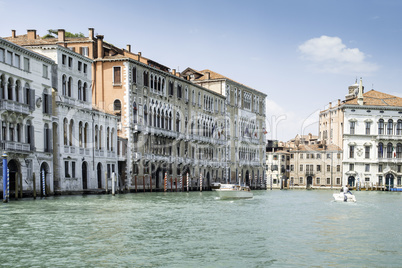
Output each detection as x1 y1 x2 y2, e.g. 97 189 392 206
83 82 87 102
169 111 172 130
192 89 195 104
84 123 88 148
157 109 160 128
94 125 98 149
165 111 168 130
62 75 67 96
114 99 121 111
44 123 50 152
107 127 110 150
111 129 114 151
15 80 20 102
176 112 180 132
161 110 165 129
396 143 402 158
378 119 384 135
132 67 137 83
388 119 393 135
69 119 74 146
79 122 83 147
153 108 157 127
7 77 13 100
144 105 148 125
68 77 72 97
63 118 68 145
0 74 5 99
78 80 82 100
150 74 154 89
99 126 102 150
378 142 384 158
387 143 393 158
133 102 137 124
143 71 149 87
397 120 402 135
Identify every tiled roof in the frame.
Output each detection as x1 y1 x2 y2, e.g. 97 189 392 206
295 144 342 152
344 89 402 107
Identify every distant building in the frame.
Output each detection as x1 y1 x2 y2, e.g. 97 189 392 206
320 79 402 189
265 140 290 189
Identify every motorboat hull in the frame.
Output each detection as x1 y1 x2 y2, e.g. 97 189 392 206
216 184 253 199
333 193 356 202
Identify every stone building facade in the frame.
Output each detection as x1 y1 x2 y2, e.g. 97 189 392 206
3 30 119 194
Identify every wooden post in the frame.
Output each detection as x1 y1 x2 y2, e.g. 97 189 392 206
175 177 177 192
15 172 19 200
104 171 108 194
135 175 137 192
170 177 173 192
164 173 167 192
19 172 23 198
33 172 36 199
186 173 189 192
150 175 152 192
112 172 115 196
143 176 145 192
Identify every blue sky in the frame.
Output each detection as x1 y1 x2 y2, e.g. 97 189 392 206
1 0 402 141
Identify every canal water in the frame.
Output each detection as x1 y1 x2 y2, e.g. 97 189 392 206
1 190 401 267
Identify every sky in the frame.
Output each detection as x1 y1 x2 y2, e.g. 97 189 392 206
1 0 402 142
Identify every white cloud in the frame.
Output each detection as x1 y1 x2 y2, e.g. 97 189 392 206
265 99 319 142
298 35 379 74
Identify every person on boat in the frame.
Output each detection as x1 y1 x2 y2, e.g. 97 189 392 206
343 185 352 201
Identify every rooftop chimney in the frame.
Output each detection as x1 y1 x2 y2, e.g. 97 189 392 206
357 78 364 105
126 44 131 52
338 99 341 106
172 69 176 76
88 28 94 40
138 52 142 61
205 71 210 80
97 35 104 59
329 102 332 109
27 30 37 40
58 29 65 42
11 30 16 38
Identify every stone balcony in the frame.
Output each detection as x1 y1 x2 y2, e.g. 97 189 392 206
2 141 31 154
0 100 30 115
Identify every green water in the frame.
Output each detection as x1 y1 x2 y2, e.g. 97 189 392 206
0 190 401 267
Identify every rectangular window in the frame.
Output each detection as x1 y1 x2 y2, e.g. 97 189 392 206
81 47 89 57
378 165 383 172
349 163 354 171
299 177 303 184
0 48 4 62
365 146 370 159
316 178 320 184
62 54 66 65
365 164 370 172
43 65 48 78
113 66 121 85
317 153 321 159
337 165 340 172
398 165 401 173
6 51 12 65
327 178 330 185
349 145 355 158
350 121 355 134
327 165 330 172
337 153 341 159
64 161 69 177
317 165 321 172
78 61 82 72
397 177 401 186
72 162 76 178
379 176 383 185
306 154 310 159
300 154 303 159
366 122 371 135
83 64 87 74
336 178 341 185
290 165 294 171
24 57 30 71
68 57 73 68
14 54 20 68
300 165 303 171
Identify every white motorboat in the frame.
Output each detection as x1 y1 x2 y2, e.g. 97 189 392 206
215 184 253 199
333 192 356 202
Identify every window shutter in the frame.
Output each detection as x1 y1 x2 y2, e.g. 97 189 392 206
29 89 35 111
42 93 45 113
48 128 53 153
30 125 35 151
48 94 52 115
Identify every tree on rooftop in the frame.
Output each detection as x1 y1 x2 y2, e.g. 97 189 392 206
43 29 85 39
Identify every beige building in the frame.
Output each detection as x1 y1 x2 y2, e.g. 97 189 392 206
13 28 266 190
288 135 343 189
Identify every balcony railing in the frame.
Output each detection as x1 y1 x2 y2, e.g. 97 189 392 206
2 141 31 153
0 100 30 115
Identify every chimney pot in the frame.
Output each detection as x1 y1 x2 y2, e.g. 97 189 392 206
27 29 37 40
96 35 104 59
88 28 94 40
58 29 65 42
11 30 16 38
126 44 131 52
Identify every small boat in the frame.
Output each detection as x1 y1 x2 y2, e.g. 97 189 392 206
215 184 253 199
333 193 356 202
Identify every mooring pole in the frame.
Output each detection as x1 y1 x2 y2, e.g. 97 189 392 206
33 173 36 200
42 170 46 197
186 173 189 192
2 152 7 203
135 175 137 192
143 176 145 192
164 172 167 192
19 172 23 198
149 175 152 192
112 172 115 196
200 173 203 192
170 176 173 192
15 172 19 200
105 171 108 194
175 177 177 192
